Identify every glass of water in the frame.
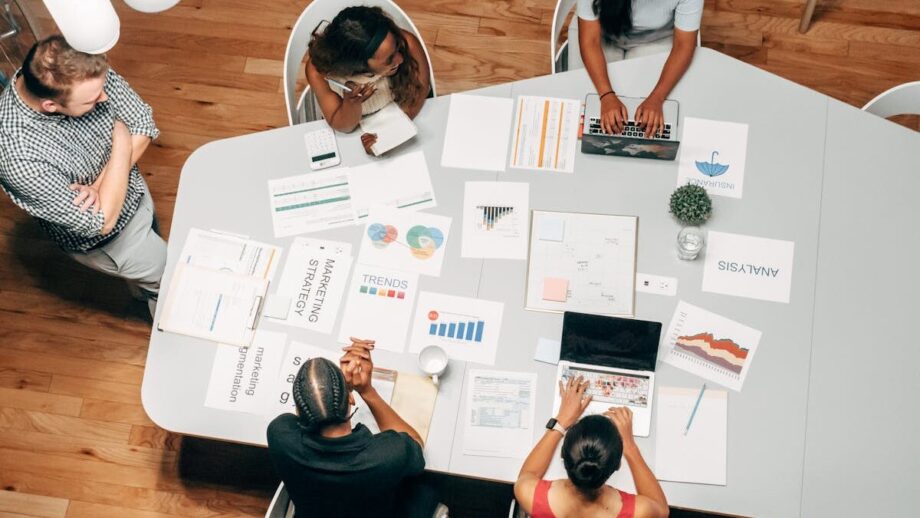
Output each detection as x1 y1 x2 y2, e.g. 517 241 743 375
677 226 705 260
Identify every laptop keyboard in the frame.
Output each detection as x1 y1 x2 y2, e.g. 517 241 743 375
587 117 672 140
562 366 650 407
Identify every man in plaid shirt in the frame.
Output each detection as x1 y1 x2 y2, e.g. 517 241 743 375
0 36 165 316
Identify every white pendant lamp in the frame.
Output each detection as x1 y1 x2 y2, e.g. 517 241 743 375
44 0 121 55
123 0 180 13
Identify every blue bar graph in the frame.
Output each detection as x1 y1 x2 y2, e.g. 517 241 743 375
427 316 485 343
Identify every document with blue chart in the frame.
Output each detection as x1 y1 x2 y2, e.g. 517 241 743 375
409 292 505 366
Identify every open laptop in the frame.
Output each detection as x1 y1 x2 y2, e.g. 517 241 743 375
581 94 681 161
552 312 662 437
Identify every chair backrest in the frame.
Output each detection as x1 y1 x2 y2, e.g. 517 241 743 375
264 482 292 518
550 0 578 74
862 81 920 119
283 0 437 126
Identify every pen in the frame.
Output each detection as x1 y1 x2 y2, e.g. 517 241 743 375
684 383 706 435
325 77 352 92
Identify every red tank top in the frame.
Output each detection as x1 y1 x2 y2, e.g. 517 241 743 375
530 480 636 518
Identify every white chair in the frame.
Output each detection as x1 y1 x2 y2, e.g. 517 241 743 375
264 483 294 518
550 0 578 74
550 0 701 74
283 0 437 126
862 81 920 120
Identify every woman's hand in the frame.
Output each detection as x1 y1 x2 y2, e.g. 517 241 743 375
341 338 375 396
342 81 376 106
635 96 665 138
604 406 637 450
360 133 378 155
556 375 592 429
600 94 629 135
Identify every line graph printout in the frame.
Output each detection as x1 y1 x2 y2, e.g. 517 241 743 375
461 181 529 259
526 210 637 316
268 169 356 237
661 301 763 391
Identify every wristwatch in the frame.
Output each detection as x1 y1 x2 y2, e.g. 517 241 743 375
545 417 566 435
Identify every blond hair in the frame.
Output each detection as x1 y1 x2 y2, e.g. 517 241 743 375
21 35 108 103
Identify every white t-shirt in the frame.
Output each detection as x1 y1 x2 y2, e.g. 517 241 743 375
576 0 703 45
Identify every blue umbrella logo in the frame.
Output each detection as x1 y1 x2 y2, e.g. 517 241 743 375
695 151 730 177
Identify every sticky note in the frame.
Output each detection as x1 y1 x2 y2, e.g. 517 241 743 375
535 337 561 365
263 294 292 320
542 277 569 302
538 218 565 242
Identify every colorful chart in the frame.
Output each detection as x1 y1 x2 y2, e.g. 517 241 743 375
662 301 762 391
476 206 515 231
367 223 444 260
426 310 484 342
674 332 749 375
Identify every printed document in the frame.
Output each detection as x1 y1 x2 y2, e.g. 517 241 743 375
702 231 795 304
677 117 749 199
360 102 418 156
461 181 529 260
268 169 356 237
655 386 728 485
358 207 452 277
205 330 286 414
510 96 580 173
408 292 505 366
272 237 353 333
347 150 437 219
158 262 269 347
337 264 420 353
179 228 281 280
441 94 514 171
462 370 536 459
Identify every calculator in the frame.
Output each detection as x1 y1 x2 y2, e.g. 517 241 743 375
303 127 341 170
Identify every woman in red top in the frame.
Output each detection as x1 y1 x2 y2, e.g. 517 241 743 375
514 377 669 518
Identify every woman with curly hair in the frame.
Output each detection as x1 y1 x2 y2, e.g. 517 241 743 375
305 6 430 152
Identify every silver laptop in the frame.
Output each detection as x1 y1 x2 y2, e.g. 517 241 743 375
581 94 681 161
551 312 662 437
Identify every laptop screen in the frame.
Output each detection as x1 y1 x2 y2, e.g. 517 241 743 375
560 312 662 372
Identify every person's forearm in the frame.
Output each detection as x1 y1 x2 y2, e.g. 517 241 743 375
647 42 695 101
131 134 151 164
518 429 563 478
580 31 615 95
401 93 426 119
329 101 362 132
362 387 424 446
623 443 668 508
97 134 133 234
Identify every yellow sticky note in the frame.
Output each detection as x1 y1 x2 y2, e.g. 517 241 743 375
543 277 569 302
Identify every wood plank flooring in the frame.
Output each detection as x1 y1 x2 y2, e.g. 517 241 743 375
0 1 917 516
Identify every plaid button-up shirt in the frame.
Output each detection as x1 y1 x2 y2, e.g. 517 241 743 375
0 68 160 252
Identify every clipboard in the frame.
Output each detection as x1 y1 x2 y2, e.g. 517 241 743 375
157 262 269 347
524 209 638 317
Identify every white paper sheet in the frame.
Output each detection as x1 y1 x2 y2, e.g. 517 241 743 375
441 95 514 172
353 370 397 434
702 231 795 304
509 96 581 173
534 337 561 365
526 211 637 316
337 264 420 353
462 369 536 458
461 182 529 260
205 330 286 414
661 301 763 391
408 292 504 366
179 228 282 280
655 386 728 485
677 117 749 198
158 263 268 347
360 102 418 156
271 237 353 333
270 341 342 416
347 151 437 219
357 207 452 277
268 169 356 237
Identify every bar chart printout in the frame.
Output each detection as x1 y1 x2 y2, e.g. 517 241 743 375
409 292 505 365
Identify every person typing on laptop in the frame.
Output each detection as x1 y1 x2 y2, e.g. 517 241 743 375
572 0 703 138
514 376 669 518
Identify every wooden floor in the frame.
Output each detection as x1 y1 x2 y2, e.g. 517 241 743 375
0 0 917 516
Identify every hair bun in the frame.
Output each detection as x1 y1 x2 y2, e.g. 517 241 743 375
575 459 601 482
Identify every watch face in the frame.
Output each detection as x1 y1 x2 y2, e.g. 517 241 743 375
546 418 558 429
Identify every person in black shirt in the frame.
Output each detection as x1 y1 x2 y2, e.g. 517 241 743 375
267 337 444 518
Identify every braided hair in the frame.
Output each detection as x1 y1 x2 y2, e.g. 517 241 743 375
292 357 350 432
561 415 623 500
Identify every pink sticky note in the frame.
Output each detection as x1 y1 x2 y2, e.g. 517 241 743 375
542 277 569 302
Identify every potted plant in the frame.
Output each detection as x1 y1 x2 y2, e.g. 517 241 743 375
669 184 712 260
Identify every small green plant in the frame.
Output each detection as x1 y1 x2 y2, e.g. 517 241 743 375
669 184 712 226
